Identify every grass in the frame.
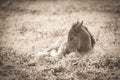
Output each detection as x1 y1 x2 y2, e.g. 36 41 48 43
0 0 120 80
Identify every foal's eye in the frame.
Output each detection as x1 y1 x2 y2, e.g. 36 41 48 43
70 37 73 40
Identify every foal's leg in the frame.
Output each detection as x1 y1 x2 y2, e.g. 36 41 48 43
46 36 66 52
56 41 68 59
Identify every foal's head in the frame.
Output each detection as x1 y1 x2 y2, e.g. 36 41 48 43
67 21 95 52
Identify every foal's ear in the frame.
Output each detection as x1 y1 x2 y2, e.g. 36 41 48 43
79 20 83 27
76 20 83 28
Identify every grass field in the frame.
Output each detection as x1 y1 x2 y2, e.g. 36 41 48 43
0 0 120 80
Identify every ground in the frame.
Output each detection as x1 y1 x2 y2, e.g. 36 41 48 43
0 0 120 80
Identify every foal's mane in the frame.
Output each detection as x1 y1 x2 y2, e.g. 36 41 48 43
83 26 95 48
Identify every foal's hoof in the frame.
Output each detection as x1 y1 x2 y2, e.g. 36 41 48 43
50 50 58 57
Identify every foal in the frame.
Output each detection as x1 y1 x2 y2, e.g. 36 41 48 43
46 21 95 58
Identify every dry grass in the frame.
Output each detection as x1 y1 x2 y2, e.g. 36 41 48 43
0 0 120 80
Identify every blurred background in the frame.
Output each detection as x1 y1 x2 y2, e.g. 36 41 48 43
0 0 120 80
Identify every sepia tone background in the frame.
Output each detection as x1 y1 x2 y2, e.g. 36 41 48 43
0 0 120 80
